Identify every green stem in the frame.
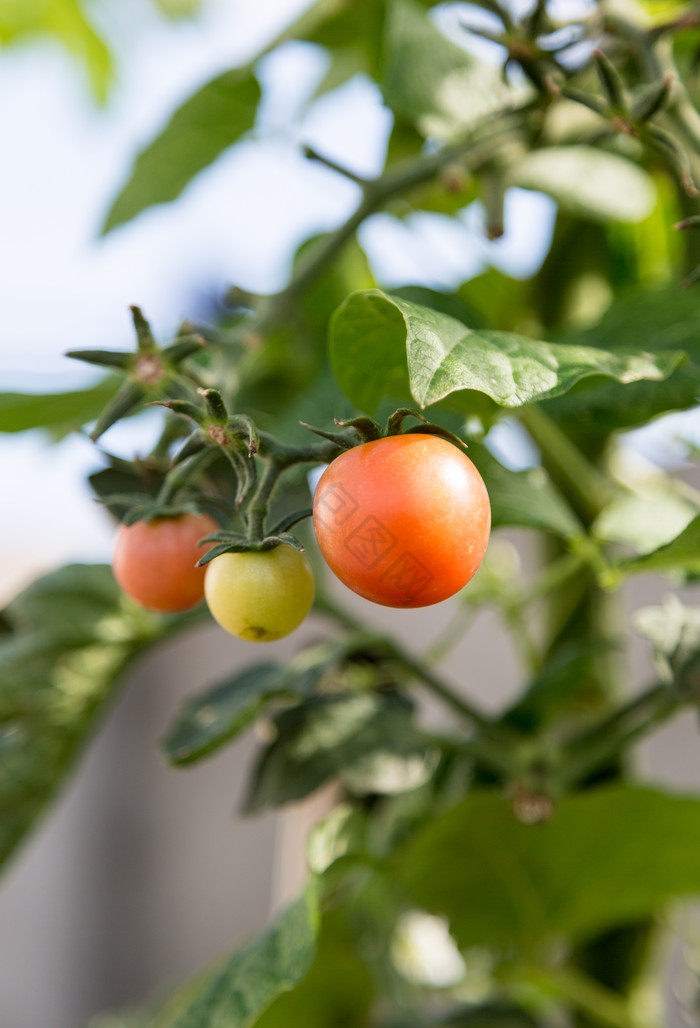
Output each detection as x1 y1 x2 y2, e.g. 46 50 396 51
558 682 679 788
313 590 518 752
392 645 496 730
518 551 587 604
156 447 218 506
422 605 477 664
504 604 541 674
234 111 531 335
514 964 642 1028
605 12 700 174
246 456 283 541
518 407 613 523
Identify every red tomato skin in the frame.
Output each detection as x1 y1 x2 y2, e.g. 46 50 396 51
113 512 218 613
312 434 490 608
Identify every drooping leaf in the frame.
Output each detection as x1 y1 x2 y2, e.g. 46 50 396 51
245 693 437 813
510 148 657 224
329 290 682 415
163 642 351 765
0 564 168 873
155 885 319 1028
469 441 584 540
0 378 119 436
395 786 700 950
103 68 261 232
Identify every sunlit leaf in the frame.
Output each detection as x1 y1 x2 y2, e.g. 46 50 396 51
103 67 261 232
511 148 657 224
163 642 350 765
593 491 698 554
608 516 700 582
636 596 700 691
0 378 118 437
382 0 528 139
330 290 682 415
245 693 435 812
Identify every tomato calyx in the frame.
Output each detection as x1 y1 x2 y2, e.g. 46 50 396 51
195 529 308 568
101 494 224 528
157 388 259 508
66 306 206 441
302 406 468 452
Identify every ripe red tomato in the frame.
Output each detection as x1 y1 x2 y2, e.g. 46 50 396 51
113 512 218 613
312 434 490 608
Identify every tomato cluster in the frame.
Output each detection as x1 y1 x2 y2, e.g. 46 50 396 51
112 434 490 640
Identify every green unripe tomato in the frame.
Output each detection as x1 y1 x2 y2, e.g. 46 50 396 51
204 544 315 642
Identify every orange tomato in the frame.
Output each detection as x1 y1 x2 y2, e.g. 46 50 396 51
113 512 218 613
312 434 490 608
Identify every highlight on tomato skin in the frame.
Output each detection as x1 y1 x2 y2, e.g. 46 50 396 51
113 512 219 613
312 433 491 608
204 544 315 642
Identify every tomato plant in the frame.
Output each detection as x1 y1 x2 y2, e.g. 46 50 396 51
204 544 315 641
112 512 218 613
312 434 491 607
6 3 700 1026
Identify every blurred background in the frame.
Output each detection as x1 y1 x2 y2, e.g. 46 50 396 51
1 1 700 1026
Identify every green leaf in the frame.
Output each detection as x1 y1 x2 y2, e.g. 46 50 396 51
387 1007 539 1027
163 642 353 765
636 597 700 693
395 786 700 950
305 0 387 81
511 148 657 224
608 515 700 582
157 886 319 1028
253 908 373 1028
0 564 166 873
329 290 682 415
152 0 202 16
103 68 261 233
0 0 112 102
164 663 289 765
593 490 698 555
0 378 119 436
543 286 700 440
307 803 366 875
381 0 527 139
245 693 436 812
382 0 473 124
469 441 584 540
502 641 616 733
